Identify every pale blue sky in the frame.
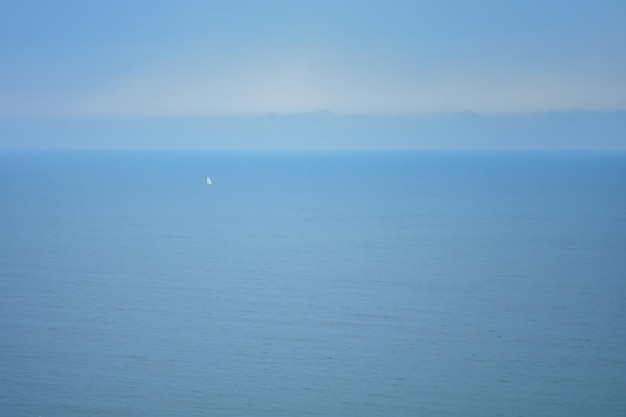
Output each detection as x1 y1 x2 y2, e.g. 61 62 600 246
0 0 625 148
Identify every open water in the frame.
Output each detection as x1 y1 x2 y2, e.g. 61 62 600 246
1 150 625 416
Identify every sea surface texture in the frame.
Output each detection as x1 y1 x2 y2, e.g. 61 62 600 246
1 151 625 417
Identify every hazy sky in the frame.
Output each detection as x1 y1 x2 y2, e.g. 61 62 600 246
2 0 626 116
1 0 625 148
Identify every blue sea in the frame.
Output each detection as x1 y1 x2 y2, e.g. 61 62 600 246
1 150 625 417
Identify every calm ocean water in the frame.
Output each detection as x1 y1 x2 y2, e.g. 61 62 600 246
1 150 625 417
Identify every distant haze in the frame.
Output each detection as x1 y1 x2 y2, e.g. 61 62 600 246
0 1 625 149
1 111 625 151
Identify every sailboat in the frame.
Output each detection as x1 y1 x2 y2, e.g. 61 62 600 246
206 176 212 185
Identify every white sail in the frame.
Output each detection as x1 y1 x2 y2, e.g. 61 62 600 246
206 177 212 185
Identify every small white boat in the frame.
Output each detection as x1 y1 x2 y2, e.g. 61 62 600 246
206 176 212 185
